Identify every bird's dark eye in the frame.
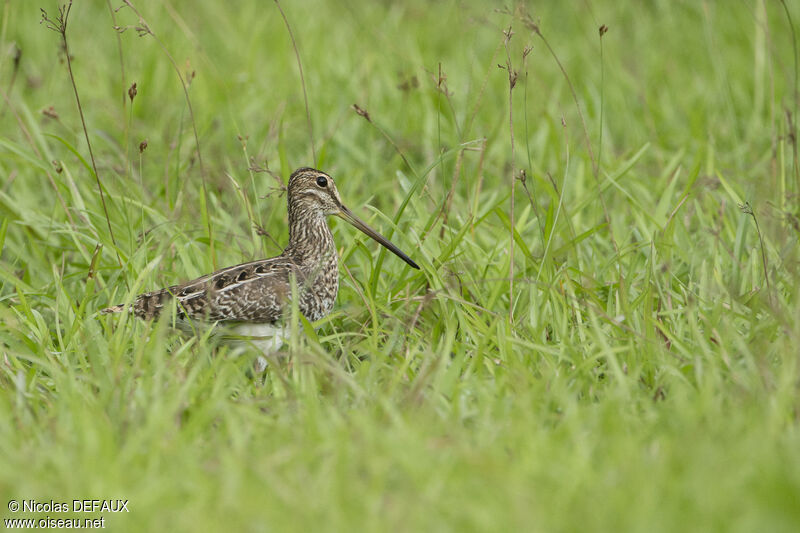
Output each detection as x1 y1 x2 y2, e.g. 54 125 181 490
316 176 328 188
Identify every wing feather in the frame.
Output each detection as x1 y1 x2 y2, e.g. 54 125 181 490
103 257 303 324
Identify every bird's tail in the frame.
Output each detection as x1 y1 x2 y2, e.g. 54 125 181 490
100 304 127 314
100 288 173 319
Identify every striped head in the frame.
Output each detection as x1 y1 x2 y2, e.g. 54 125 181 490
287 167 420 269
288 167 345 217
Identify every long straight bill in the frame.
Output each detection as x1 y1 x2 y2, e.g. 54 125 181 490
338 206 420 269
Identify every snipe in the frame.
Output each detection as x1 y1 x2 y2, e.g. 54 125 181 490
102 167 419 353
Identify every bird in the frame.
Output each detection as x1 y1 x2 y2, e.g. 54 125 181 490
102 167 420 357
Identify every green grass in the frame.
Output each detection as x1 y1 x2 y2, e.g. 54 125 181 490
1 1 799 531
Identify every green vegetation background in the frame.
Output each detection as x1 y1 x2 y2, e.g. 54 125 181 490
1 1 799 531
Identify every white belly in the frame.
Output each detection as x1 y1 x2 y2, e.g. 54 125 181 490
230 323 287 354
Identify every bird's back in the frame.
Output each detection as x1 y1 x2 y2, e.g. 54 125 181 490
102 256 303 324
